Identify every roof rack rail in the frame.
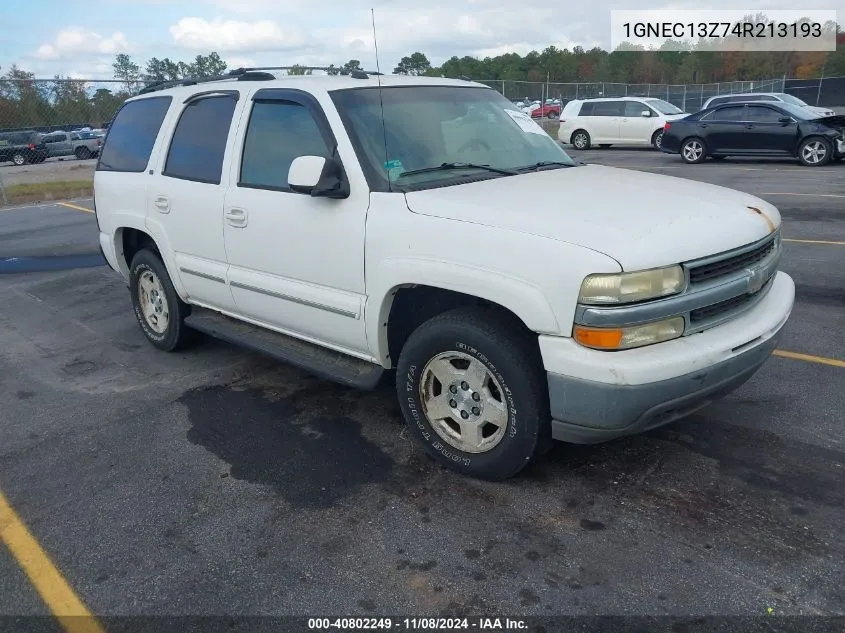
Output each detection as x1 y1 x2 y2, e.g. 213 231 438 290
137 66 388 94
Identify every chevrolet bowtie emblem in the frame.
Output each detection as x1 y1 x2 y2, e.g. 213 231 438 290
746 267 766 294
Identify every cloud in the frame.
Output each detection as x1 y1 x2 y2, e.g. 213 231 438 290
35 28 129 60
170 17 308 52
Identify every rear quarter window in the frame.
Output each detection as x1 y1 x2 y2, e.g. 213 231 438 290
97 96 172 173
578 102 594 116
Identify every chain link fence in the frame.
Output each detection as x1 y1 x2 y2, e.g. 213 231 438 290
478 78 795 112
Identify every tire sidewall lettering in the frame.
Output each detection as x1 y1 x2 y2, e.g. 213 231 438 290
131 261 169 344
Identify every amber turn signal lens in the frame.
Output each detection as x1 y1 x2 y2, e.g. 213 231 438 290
574 326 624 349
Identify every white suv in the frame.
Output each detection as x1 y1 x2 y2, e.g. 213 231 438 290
94 70 794 481
558 97 689 150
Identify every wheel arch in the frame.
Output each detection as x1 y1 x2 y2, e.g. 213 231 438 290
368 265 560 367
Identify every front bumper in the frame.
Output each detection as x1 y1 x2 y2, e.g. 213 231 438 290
542 271 795 444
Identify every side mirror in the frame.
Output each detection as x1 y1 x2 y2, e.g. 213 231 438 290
288 155 349 199
778 116 793 124
641 110 651 117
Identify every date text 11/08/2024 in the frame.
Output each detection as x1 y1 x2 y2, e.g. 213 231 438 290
307 617 529 630
622 21 823 39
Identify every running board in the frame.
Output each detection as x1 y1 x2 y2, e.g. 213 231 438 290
184 308 385 390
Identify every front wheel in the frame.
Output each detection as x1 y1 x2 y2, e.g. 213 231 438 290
129 249 194 351
11 153 26 166
75 147 92 160
798 137 832 166
680 138 706 164
395 307 551 481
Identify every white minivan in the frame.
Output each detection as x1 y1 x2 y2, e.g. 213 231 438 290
558 97 688 150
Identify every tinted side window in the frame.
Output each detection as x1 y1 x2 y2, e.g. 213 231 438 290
593 101 624 116
578 102 594 116
163 96 238 184
708 97 729 107
711 106 747 121
624 101 648 117
747 106 784 122
98 96 172 172
239 101 331 191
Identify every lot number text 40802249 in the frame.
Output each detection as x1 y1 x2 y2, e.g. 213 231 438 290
307 617 529 630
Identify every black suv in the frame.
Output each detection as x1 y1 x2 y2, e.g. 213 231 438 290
0 131 49 165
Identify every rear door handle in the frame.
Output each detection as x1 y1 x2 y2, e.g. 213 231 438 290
745 124 754 129
153 196 170 213
224 207 248 228
698 123 708 128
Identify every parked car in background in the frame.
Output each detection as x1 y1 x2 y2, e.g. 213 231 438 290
42 130 102 160
531 103 561 119
702 92 836 118
0 130 49 165
660 102 845 166
558 97 688 150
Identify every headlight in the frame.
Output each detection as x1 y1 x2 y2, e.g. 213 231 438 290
574 316 685 350
578 266 685 305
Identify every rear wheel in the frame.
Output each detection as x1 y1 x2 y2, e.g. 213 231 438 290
395 307 551 481
571 130 591 150
798 137 832 167
651 129 664 150
680 138 706 164
129 249 194 352
75 147 92 160
547 111 558 119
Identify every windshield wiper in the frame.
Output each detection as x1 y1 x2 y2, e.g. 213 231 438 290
514 161 575 172
396 162 518 178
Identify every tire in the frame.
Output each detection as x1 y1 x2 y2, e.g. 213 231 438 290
11 152 26 166
547 111 558 119
129 249 194 352
75 147 92 160
395 307 551 481
651 129 663 150
680 137 706 164
797 137 832 167
571 130 591 150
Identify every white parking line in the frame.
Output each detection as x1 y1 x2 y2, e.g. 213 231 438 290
758 192 845 198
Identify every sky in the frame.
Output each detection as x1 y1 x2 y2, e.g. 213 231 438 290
0 0 842 80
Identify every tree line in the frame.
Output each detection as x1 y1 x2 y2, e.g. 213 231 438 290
2 27 844 131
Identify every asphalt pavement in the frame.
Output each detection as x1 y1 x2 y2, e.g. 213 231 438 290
0 151 843 624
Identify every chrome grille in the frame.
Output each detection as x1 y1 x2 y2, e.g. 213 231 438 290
687 235 777 285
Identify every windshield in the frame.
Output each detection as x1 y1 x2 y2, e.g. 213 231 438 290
777 94 808 107
330 85 577 192
646 98 684 114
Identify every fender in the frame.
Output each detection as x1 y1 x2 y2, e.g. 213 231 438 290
143 213 190 300
365 256 561 365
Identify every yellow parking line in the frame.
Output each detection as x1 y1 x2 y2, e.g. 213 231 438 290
783 238 845 246
55 202 93 214
0 489 105 633
774 350 845 369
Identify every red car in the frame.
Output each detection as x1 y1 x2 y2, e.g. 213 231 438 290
531 103 561 119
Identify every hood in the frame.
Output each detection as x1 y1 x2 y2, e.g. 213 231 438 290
663 113 689 121
808 105 837 117
812 114 845 129
403 165 781 271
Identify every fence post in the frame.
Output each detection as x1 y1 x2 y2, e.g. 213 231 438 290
502 80 505 97
682 85 687 112
0 170 7 207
